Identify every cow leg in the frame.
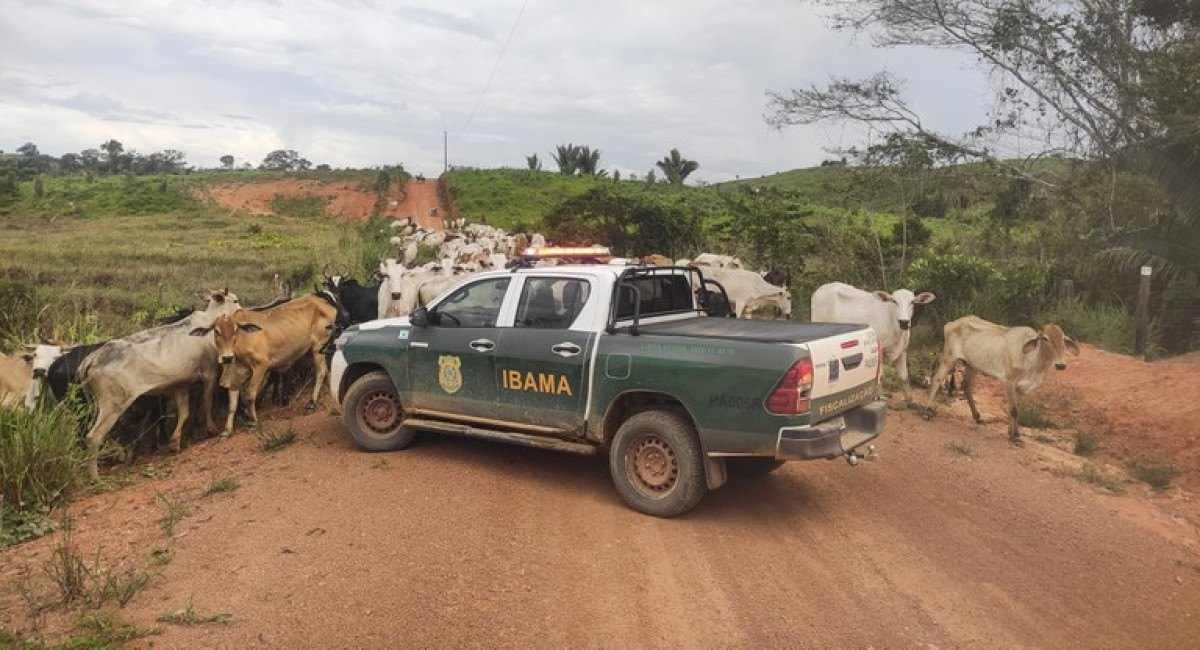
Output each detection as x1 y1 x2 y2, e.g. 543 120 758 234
306 346 327 413
245 366 269 426
168 387 190 453
896 349 912 403
1005 382 1023 446
927 353 957 405
84 401 127 480
962 366 983 423
223 388 239 437
202 372 218 435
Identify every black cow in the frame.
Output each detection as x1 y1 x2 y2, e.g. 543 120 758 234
323 276 380 325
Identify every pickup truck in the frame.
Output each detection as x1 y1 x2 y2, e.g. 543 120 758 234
328 264 886 517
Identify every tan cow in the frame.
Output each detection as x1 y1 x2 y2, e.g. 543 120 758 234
0 352 32 409
928 316 1079 444
210 294 339 435
643 254 673 267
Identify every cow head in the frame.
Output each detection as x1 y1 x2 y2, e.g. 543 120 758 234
379 259 406 301
203 289 241 313
1023 323 1080 370
209 313 263 365
21 344 64 379
873 289 936 330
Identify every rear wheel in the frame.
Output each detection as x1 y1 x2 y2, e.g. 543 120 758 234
342 371 415 451
728 458 786 477
609 409 706 517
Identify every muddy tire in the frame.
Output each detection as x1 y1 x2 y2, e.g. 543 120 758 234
609 409 706 518
728 458 786 477
342 371 415 452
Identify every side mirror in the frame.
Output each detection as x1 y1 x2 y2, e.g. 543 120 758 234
410 307 430 327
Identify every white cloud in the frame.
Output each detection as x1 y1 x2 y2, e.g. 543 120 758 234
0 0 991 180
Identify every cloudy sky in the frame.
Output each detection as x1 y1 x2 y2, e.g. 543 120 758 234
1 0 993 181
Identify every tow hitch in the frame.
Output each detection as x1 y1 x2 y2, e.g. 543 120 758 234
845 444 877 467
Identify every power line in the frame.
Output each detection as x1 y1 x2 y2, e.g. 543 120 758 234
462 0 529 131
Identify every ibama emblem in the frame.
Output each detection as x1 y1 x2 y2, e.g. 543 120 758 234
438 355 463 394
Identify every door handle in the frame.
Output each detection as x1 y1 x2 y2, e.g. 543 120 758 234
469 339 495 352
551 342 582 358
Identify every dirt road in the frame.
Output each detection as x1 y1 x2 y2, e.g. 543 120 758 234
398 179 446 231
3 406 1199 648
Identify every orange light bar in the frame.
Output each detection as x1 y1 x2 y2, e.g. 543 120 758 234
523 246 612 258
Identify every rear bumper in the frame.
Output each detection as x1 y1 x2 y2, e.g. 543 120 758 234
774 400 887 461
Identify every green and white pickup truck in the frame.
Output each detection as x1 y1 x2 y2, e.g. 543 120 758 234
329 264 886 517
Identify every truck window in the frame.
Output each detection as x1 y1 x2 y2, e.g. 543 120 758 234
515 277 591 329
616 274 694 319
433 278 510 328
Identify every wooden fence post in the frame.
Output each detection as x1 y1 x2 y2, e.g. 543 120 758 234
1134 265 1152 359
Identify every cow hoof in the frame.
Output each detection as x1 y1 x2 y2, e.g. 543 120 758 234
1009 437 1024 447
304 401 318 414
168 443 181 454
220 430 232 439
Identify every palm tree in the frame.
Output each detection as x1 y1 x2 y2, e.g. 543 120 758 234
656 148 699 185
576 146 602 176
552 144 581 175
525 154 541 171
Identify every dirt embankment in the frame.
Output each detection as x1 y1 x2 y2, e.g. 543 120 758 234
950 343 1200 491
2 400 1200 647
199 178 446 227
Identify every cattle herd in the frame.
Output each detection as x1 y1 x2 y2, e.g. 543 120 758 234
0 215 1080 478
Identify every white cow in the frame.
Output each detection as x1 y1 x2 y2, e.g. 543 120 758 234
79 290 242 478
692 253 744 269
810 282 935 401
701 268 792 319
23 344 65 409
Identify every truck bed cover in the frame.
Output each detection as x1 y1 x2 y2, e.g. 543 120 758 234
630 317 864 344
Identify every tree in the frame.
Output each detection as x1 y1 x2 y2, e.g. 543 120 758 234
79 149 101 171
655 148 699 184
544 186 701 257
769 0 1200 348
576 146 602 176
59 153 81 172
525 154 541 171
220 155 235 169
552 144 581 175
613 169 621 182
645 169 657 184
260 149 308 171
16 142 38 157
99 139 125 173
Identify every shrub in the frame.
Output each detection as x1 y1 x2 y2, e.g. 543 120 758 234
1130 462 1178 491
0 403 88 542
1037 297 1139 355
1073 431 1100 456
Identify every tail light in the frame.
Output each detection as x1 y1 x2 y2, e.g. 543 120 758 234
766 357 813 415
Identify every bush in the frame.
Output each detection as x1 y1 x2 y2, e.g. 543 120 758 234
544 186 702 258
1037 297 1138 354
1130 462 1178 491
0 403 88 545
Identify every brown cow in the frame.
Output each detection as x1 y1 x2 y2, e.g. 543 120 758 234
928 317 1079 444
207 294 339 435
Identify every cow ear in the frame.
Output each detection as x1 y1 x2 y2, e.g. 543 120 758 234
914 291 936 304
873 291 892 302
1022 336 1041 354
189 326 212 337
21 352 35 362
238 323 263 333
1065 337 1081 356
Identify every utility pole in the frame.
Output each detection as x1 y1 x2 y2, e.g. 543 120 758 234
443 130 448 173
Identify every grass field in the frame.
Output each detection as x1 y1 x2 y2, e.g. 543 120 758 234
0 174 365 344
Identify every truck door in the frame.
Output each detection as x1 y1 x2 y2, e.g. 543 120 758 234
493 276 594 432
408 277 511 419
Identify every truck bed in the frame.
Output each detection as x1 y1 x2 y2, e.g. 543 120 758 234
631 317 864 344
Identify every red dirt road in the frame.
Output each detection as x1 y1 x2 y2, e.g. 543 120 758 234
201 178 446 227
3 407 1199 647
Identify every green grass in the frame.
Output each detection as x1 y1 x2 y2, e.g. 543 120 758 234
1129 462 1179 491
1077 464 1125 494
1 612 162 649
1073 431 1100 456
257 427 297 452
1016 402 1056 429
0 183 363 337
202 477 240 497
154 492 189 538
0 403 88 547
156 599 231 627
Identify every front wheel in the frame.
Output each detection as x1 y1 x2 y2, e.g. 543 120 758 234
609 410 706 518
342 371 416 451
